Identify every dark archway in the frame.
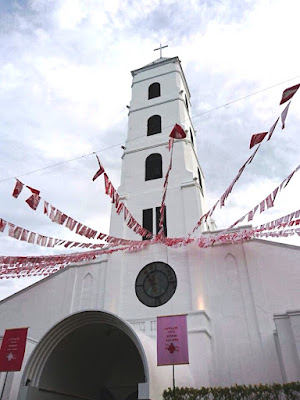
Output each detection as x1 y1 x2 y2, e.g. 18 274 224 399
19 311 148 400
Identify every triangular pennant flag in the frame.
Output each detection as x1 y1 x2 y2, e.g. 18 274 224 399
259 200 265 214
169 124 186 139
26 185 40 195
279 83 300 105
92 154 105 181
249 132 268 149
267 117 279 141
265 194 274 209
20 229 29 241
281 101 291 129
44 201 49 215
28 232 36 244
49 206 56 221
0 219 7 233
12 179 24 198
26 194 41 210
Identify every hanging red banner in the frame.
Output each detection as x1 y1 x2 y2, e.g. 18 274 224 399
0 328 28 371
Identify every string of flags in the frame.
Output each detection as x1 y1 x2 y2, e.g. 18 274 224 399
189 82 299 236
1 82 299 278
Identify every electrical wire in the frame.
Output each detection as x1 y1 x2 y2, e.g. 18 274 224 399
0 75 299 184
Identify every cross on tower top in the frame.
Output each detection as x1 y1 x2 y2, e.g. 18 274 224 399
154 43 168 58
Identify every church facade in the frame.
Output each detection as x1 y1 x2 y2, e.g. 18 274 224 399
0 56 299 400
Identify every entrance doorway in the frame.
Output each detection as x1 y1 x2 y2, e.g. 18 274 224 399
19 311 148 400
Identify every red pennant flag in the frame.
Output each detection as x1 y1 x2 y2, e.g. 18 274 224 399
53 210 62 224
76 223 82 233
12 179 24 198
92 154 105 181
281 101 291 129
60 213 68 225
26 194 41 210
8 223 15 238
28 232 36 244
20 229 29 242
267 117 279 141
43 201 49 215
284 170 295 188
0 328 28 371
248 205 259 222
13 227 22 240
124 207 129 221
265 194 274 209
36 234 42 245
279 83 300 105
0 219 7 233
168 137 174 151
249 132 268 149
169 124 186 139
49 206 56 221
26 185 40 196
116 202 124 215
259 200 265 213
272 187 279 202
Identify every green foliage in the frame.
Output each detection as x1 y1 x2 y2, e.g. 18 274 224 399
163 382 300 400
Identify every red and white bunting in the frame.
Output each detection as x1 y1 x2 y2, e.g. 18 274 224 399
92 154 105 181
267 117 279 141
92 155 152 239
249 132 268 149
12 179 24 199
279 83 300 105
26 194 41 211
281 101 291 129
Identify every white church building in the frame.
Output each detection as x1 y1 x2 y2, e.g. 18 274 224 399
0 56 300 400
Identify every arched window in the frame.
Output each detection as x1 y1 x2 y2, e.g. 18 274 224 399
145 153 162 181
198 168 203 195
147 115 161 136
190 128 194 146
185 94 189 111
148 82 160 99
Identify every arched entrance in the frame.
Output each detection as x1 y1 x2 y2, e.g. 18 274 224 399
18 311 149 400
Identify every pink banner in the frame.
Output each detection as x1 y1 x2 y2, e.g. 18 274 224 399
157 314 189 366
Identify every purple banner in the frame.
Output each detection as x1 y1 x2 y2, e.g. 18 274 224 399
157 314 189 366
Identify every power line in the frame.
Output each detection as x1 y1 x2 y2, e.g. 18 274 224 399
0 75 299 184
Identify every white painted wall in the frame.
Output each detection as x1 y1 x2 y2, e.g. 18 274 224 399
0 57 300 399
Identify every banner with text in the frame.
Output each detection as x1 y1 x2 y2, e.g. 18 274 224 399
0 328 28 371
157 314 189 366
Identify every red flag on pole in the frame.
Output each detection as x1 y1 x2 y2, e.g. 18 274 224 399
249 132 268 149
157 314 189 366
279 83 300 105
0 328 28 371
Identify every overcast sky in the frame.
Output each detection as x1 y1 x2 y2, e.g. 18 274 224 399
0 0 300 299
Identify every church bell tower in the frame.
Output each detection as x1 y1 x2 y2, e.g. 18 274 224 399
109 56 210 240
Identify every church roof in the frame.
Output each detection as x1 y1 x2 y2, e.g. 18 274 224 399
131 56 180 76
130 56 191 98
